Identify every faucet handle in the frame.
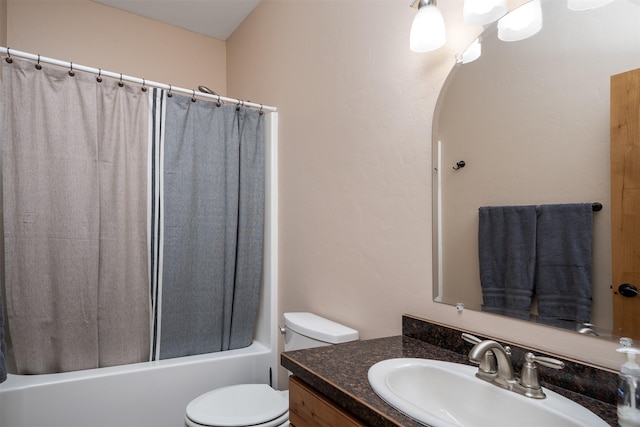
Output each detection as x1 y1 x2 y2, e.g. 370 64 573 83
461 333 482 345
528 353 564 370
519 352 565 398
461 333 497 374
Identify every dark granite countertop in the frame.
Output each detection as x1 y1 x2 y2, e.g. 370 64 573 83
281 335 617 426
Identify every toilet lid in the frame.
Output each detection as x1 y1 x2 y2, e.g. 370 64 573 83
186 384 289 427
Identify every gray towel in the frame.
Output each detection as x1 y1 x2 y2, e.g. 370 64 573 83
478 205 538 320
535 203 593 329
0 292 6 383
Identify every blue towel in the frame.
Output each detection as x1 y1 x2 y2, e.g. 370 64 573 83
478 205 538 320
1 291 7 383
535 203 593 329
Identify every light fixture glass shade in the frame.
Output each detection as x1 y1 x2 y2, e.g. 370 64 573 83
497 0 543 42
567 0 614 10
459 38 482 64
463 0 508 26
410 4 446 52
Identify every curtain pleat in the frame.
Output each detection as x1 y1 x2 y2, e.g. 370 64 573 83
157 94 264 359
227 108 264 350
2 58 149 374
96 78 151 367
149 88 165 361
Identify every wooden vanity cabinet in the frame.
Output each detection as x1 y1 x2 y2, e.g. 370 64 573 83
288 376 367 427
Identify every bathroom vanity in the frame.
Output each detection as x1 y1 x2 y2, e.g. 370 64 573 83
281 315 618 427
288 376 365 427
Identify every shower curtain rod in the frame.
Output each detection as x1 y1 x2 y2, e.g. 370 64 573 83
0 47 277 113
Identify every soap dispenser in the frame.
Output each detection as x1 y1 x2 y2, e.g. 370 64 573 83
617 338 640 427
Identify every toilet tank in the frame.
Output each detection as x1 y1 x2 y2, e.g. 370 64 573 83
283 312 359 352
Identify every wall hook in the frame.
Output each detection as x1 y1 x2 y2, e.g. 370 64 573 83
453 160 466 170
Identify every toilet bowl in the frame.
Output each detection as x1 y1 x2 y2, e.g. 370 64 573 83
185 384 289 427
184 312 359 427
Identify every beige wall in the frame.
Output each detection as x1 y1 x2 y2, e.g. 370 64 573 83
228 0 622 374
228 0 451 339
5 0 226 94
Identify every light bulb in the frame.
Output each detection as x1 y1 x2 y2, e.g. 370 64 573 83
410 4 446 52
459 38 482 64
497 0 543 42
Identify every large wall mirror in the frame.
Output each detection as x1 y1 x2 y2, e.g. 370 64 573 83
433 0 640 340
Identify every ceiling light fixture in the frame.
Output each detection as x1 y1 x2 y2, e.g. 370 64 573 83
458 38 482 64
410 0 446 53
497 0 543 42
463 0 508 26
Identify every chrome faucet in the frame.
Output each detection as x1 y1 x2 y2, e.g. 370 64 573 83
463 334 565 399
468 339 516 389
461 333 497 375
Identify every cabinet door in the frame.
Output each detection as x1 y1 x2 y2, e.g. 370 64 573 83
611 68 640 340
289 376 366 427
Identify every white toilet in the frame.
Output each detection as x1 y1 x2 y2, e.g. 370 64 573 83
184 312 359 427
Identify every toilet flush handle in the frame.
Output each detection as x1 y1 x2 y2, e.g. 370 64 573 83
279 326 287 335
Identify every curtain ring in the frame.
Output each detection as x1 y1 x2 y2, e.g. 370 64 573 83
259 104 264 116
167 84 173 98
5 47 12 63
191 90 196 102
96 69 103 83
68 62 75 77
118 73 124 87
216 95 222 107
35 54 42 70
141 78 147 92
236 99 242 111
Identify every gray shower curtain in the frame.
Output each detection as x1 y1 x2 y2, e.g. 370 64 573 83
152 92 264 359
2 58 150 374
2 59 265 374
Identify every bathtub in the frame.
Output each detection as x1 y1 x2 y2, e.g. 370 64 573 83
0 341 277 427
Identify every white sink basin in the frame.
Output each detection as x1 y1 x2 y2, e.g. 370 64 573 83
368 358 608 427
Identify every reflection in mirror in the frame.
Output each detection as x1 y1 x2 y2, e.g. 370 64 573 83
433 0 640 339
